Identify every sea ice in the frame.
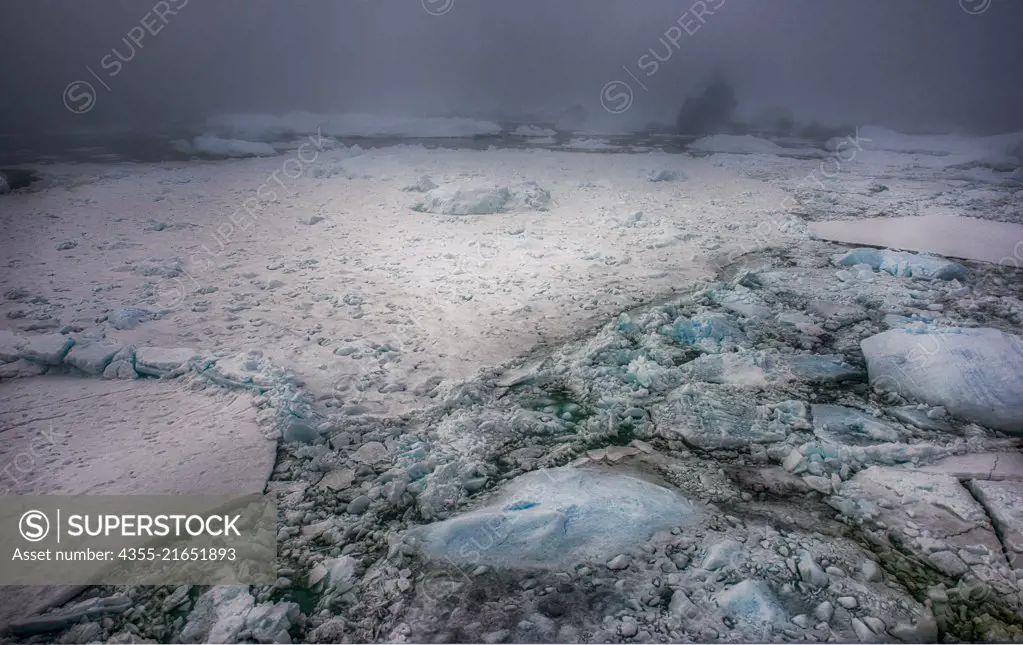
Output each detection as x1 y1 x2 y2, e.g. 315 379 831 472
862 327 1023 435
811 404 902 446
412 182 551 215
408 467 700 568
174 135 278 158
689 135 783 155
812 215 1023 265
834 248 967 281
205 111 502 140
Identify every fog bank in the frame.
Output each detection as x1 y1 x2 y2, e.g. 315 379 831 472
2 0 1022 135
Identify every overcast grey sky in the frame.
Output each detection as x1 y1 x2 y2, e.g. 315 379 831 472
2 0 1021 134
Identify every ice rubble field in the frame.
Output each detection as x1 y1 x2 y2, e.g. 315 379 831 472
1 120 1023 643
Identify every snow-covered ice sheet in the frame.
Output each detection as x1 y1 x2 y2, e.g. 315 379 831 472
689 134 783 155
408 467 700 568
511 125 557 137
856 126 1023 161
833 247 967 281
205 111 503 140
862 327 1023 435
173 135 278 158
562 137 619 151
0 146 792 416
5 123 1023 642
811 215 1023 265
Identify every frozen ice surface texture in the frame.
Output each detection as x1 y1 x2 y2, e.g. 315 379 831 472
409 467 700 568
862 327 1023 435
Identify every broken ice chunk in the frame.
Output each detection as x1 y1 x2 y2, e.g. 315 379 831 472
888 405 956 433
402 174 438 192
647 169 686 182
706 289 774 319
664 312 746 353
662 387 788 450
624 355 677 392
412 182 551 215
679 351 862 387
407 467 700 568
714 579 786 627
811 404 902 446
834 248 967 281
862 327 1023 435
107 307 155 330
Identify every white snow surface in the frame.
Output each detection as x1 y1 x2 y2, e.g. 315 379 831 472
3 126 1021 423
689 134 784 155
856 126 1023 161
812 215 1023 265
410 467 701 568
174 135 278 158
206 111 503 140
0 145 792 416
512 125 558 137
562 137 619 151
4 124 1023 643
862 327 1023 435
